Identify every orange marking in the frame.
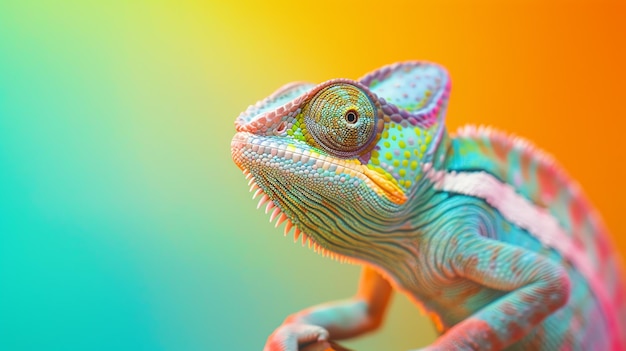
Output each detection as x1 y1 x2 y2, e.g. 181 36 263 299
362 167 407 205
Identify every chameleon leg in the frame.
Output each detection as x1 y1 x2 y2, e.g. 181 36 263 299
424 236 570 351
264 266 393 351
299 340 354 351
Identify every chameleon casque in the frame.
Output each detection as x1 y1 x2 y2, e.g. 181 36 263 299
230 61 626 350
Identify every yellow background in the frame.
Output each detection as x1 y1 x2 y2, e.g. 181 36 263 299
0 1 624 350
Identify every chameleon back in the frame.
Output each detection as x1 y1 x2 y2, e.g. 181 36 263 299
446 125 626 347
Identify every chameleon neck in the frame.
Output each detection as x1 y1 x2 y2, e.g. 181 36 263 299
345 131 455 290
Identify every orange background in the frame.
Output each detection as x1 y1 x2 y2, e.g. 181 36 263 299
221 0 626 249
0 1 624 350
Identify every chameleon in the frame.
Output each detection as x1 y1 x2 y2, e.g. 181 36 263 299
230 61 626 350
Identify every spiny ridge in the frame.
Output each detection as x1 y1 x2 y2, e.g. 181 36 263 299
270 207 281 222
241 171 355 265
453 124 584 196
284 221 293 235
275 213 288 228
257 194 270 209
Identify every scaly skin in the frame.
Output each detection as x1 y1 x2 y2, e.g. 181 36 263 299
230 61 626 350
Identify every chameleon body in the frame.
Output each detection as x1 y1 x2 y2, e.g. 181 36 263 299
230 61 626 350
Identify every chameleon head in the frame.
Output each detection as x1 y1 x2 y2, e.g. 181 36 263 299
231 62 450 261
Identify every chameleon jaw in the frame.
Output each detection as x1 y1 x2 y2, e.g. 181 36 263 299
240 168 356 264
232 131 404 262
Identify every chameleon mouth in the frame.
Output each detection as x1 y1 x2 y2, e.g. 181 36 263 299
232 131 407 209
239 168 355 264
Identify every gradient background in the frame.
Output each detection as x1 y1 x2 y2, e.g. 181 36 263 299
0 1 624 350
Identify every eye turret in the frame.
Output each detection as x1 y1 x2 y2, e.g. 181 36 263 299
303 83 378 158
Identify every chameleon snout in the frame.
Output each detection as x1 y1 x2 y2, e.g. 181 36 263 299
230 132 250 170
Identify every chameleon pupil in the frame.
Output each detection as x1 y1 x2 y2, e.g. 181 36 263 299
345 110 358 124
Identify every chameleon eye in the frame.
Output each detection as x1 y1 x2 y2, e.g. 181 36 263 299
304 83 377 158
